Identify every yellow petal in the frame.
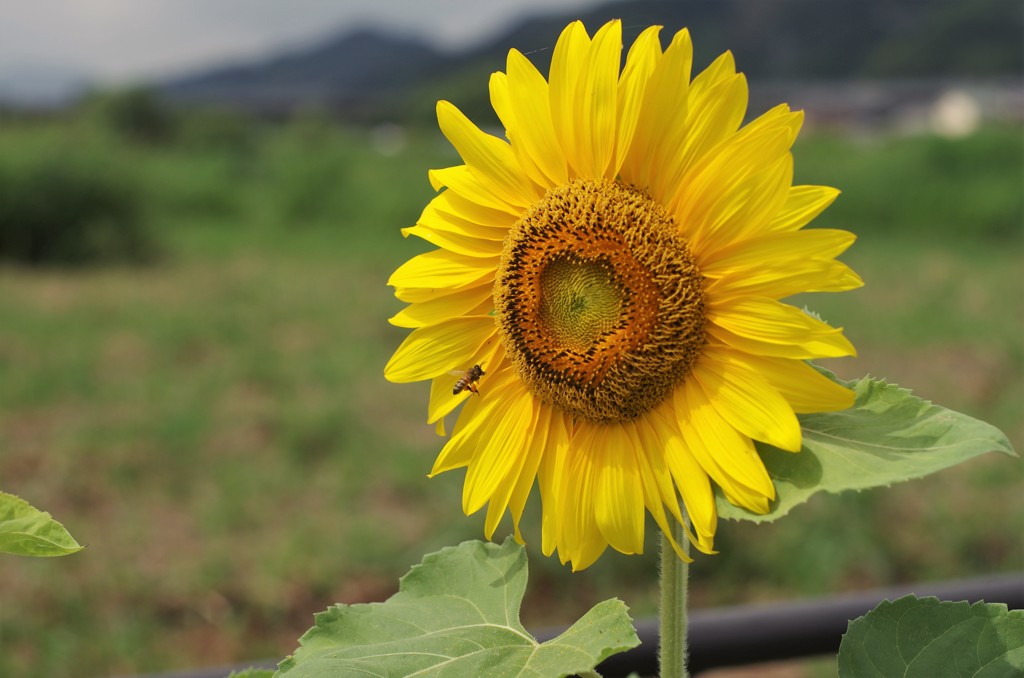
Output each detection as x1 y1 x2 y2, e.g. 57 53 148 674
430 187 517 231
690 153 794 258
765 185 841 233
388 249 494 303
384 316 497 383
394 278 494 305
490 70 549 193
564 457 611 571
427 375 459 437
613 25 662 177
589 422 645 555
429 166 522 216
538 408 571 557
553 423 615 569
703 228 862 299
628 418 696 562
683 50 744 139
702 228 858 279
620 27 692 192
709 324 828 361
673 103 801 231
739 355 856 414
505 49 568 187
740 102 805 142
400 225 502 259
426 343 506 435
629 418 682 525
548 20 591 176
436 101 539 208
488 70 513 129
649 403 718 553
431 411 485 475
418 193 509 242
689 50 737 100
674 125 795 246
464 385 537 516
431 375 521 476
658 71 747 205
708 297 857 359
572 19 621 178
673 381 775 514
708 259 864 300
388 284 492 328
694 346 802 452
504 401 553 543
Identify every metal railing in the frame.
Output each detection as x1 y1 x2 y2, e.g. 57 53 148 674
127 572 1023 678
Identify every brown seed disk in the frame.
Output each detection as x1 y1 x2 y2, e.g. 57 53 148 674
494 178 707 423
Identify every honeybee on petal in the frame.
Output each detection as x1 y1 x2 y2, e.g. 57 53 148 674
451 364 485 395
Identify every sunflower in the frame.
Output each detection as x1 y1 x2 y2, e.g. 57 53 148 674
385 20 861 570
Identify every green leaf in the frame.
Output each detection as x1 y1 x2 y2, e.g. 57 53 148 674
226 670 274 678
0 491 83 557
838 595 1024 677
275 538 639 677
718 374 1017 522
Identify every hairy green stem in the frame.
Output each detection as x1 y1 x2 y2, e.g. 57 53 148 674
658 513 691 678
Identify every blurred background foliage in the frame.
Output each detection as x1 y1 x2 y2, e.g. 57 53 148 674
0 1 1021 676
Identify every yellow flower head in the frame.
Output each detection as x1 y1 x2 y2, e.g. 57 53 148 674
386 20 862 570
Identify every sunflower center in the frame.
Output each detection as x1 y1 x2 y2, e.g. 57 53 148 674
538 256 623 352
495 178 707 423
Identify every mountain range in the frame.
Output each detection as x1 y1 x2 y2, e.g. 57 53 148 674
159 0 1022 123
3 0 1020 118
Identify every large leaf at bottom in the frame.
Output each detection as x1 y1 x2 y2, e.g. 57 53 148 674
276 538 639 677
0 491 83 557
718 374 1017 521
838 595 1024 677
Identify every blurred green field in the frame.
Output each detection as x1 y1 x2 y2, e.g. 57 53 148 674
0 109 1021 677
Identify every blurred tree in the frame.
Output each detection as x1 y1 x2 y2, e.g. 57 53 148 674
85 87 178 145
0 139 157 265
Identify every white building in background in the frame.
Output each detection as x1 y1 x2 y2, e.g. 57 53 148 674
930 90 983 138
749 78 1023 136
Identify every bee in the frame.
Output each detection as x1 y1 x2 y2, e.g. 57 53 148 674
451 364 485 395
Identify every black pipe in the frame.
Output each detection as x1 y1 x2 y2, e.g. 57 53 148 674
584 571 1024 676
123 572 1023 678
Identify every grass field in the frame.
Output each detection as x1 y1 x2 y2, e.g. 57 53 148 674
0 113 1020 677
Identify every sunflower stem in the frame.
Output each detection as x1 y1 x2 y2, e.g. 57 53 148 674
658 513 691 678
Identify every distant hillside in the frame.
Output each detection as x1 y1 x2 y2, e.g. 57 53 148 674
162 29 452 117
160 0 1023 122
0 64 90 109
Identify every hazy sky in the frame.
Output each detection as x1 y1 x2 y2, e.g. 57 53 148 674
0 0 608 83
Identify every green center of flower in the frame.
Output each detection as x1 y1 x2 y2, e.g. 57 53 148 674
538 256 623 352
495 178 707 423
